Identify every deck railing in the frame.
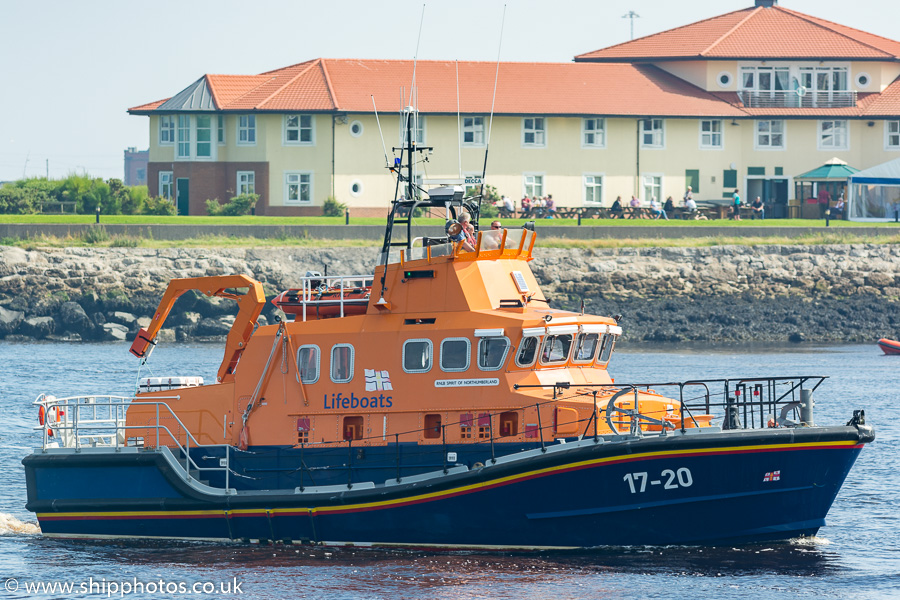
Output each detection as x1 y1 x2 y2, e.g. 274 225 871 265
737 90 857 108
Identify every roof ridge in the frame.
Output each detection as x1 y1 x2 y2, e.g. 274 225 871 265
255 61 319 109
703 6 762 55
319 59 339 111
776 6 895 58
202 75 223 110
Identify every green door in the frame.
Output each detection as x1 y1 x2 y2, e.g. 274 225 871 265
176 178 189 215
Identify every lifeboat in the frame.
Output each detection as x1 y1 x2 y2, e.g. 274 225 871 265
272 286 370 320
877 338 900 355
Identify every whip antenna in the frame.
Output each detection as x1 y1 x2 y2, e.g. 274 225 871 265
372 95 390 169
456 60 462 179
479 4 506 203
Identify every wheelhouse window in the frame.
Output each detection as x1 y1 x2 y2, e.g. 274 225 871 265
596 333 617 365
195 114 212 158
477 337 510 371
330 344 354 383
540 334 572 365
237 171 255 195
403 339 432 373
524 174 543 198
238 115 256 145
583 118 605 148
755 120 784 149
440 338 470 372
522 117 546 147
296 345 320 384
462 116 485 146
285 114 314 144
818 120 848 150
159 115 175 145
158 171 173 200
572 333 600 364
343 416 363 441
515 336 539 368
700 120 723 149
177 115 191 158
285 172 312 205
641 119 664 148
584 174 603 204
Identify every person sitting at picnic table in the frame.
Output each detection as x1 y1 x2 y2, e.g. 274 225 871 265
663 196 675 219
521 195 532 218
732 189 742 221
832 194 845 219
501 195 515 218
544 195 556 218
683 186 693 206
629 195 645 219
531 196 545 218
610 196 624 219
649 197 668 220
751 196 765 220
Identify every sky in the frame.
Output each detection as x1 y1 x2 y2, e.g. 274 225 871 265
0 0 896 182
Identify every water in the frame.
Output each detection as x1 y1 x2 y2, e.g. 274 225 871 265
0 341 896 599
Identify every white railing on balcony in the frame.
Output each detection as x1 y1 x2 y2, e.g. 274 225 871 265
738 90 857 109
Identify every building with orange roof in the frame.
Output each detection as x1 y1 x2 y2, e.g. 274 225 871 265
129 0 900 218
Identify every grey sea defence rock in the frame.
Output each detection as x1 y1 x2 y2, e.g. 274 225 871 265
0 244 899 343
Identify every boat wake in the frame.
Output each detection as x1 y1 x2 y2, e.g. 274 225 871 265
790 535 832 546
0 513 41 535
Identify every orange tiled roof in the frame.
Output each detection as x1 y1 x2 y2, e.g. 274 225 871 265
576 5 900 61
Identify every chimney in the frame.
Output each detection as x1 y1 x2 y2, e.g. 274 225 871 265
755 0 777 6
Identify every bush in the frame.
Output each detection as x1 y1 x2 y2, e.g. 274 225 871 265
81 226 110 245
142 196 177 215
121 185 148 215
0 186 46 214
322 196 347 217
206 193 258 216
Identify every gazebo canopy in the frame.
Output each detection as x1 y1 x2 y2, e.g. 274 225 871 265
795 157 859 181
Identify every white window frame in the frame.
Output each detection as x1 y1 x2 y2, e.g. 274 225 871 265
887 120 900 150
818 120 848 151
284 171 313 205
640 118 664 149
699 119 723 149
754 119 785 150
217 115 225 145
176 114 191 159
523 173 544 198
296 344 320 384
522 117 546 147
237 171 255 196
158 171 173 200
159 115 175 145
402 339 433 374
237 114 256 146
477 336 511 372
440 337 471 372
195 114 213 159
583 174 603 204
330 344 355 384
462 116 485 147
284 114 315 146
582 117 606 148
642 173 663 205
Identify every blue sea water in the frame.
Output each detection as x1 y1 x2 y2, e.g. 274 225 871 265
0 341 896 600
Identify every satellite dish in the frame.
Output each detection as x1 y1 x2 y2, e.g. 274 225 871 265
796 86 808 97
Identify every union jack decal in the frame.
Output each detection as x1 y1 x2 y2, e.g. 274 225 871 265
763 470 781 482
364 369 393 391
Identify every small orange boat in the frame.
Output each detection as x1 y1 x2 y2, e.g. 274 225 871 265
877 338 900 355
272 275 372 320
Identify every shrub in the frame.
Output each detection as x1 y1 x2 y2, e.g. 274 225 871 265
0 186 46 214
142 196 177 215
81 226 110 245
322 196 347 217
206 193 258 216
110 236 139 247
121 185 148 215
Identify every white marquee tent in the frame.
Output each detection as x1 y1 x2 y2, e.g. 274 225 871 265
849 157 900 221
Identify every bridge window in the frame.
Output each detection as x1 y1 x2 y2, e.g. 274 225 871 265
424 414 442 439
515 336 539 367
440 338 470 372
572 333 599 364
343 416 363 441
296 345 320 384
403 339 433 373
330 344 354 383
478 337 510 371
540 334 573 365
597 334 617 365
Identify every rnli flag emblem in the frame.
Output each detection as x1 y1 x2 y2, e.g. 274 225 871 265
763 470 781 482
365 369 393 391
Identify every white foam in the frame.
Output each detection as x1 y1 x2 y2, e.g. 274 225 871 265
0 513 41 535
791 535 832 546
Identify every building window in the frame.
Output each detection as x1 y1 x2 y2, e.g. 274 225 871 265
159 115 175 145
477 337 510 371
238 115 256 145
887 121 900 150
177 115 191 158
798 66 849 93
217 115 225 144
819 120 848 150
741 66 790 94
641 119 664 148
400 114 425 145
584 174 603 204
330 344 354 383
285 114 314 144
524 174 543 198
582 118 605 147
159 171 173 200
402 339 433 374
195 115 212 158
522 117 546 147
756 120 785 149
237 171 255 195
296 345 320 384
349 120 363 137
462 116 485 146
285 172 312 205
440 338 470 372
642 174 662 204
700 120 723 148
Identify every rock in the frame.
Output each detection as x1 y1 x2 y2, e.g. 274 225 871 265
100 322 129 341
57 302 93 335
0 306 24 336
19 316 56 339
108 311 138 326
196 317 233 337
157 329 176 343
137 317 152 329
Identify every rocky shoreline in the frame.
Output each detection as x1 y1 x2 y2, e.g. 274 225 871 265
1 244 898 344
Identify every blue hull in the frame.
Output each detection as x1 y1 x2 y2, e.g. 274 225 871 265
24 426 871 548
